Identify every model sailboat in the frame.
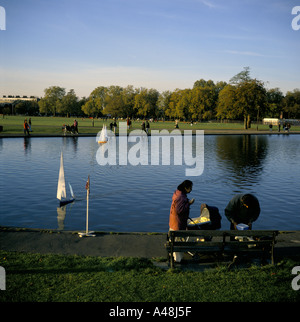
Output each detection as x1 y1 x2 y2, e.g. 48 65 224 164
98 124 108 144
57 151 75 207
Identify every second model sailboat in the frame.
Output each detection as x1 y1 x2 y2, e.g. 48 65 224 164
98 124 108 144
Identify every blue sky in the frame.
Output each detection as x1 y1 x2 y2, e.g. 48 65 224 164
0 0 299 98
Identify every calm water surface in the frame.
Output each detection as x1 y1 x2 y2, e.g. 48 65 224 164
0 134 299 232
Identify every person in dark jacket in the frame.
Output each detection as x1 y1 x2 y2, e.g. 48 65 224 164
141 121 146 133
225 193 260 230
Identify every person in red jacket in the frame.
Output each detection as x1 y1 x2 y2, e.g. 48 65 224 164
23 119 30 136
169 180 195 263
169 180 195 230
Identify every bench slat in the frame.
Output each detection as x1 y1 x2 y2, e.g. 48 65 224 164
169 230 278 238
171 247 222 253
166 241 224 248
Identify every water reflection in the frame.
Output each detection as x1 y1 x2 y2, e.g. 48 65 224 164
62 136 78 152
57 202 76 230
57 205 66 230
23 137 31 152
216 135 268 185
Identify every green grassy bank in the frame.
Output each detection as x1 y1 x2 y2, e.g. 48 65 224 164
1 116 299 136
1 250 299 302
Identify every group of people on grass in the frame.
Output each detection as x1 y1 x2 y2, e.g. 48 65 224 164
169 180 260 262
62 119 78 135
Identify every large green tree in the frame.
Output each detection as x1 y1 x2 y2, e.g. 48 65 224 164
167 89 188 120
190 86 216 120
157 90 172 120
217 68 268 128
122 85 138 118
59 89 78 117
216 84 239 120
176 89 192 120
266 88 284 118
82 86 107 116
38 86 66 116
134 88 159 118
103 85 124 118
283 89 300 119
235 79 267 129
190 79 226 121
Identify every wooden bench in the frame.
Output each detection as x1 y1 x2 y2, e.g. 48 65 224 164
165 230 278 268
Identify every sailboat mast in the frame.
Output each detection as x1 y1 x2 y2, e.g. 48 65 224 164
85 175 90 234
78 175 95 237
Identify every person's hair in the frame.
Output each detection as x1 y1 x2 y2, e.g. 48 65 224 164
177 180 193 192
241 194 259 208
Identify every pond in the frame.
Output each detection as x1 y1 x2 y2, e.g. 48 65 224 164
0 133 299 232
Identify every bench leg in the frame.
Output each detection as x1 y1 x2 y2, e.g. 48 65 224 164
166 250 174 268
171 254 174 269
271 239 275 265
169 234 175 268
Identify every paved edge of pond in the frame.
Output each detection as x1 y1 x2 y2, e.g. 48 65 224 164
0 227 168 258
1 227 300 263
1 130 300 138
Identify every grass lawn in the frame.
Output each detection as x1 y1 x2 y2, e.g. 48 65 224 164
1 115 299 136
1 250 299 302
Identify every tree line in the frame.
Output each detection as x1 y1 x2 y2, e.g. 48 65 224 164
12 67 300 128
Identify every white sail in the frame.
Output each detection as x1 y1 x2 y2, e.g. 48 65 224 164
57 152 66 200
98 125 108 143
69 183 75 199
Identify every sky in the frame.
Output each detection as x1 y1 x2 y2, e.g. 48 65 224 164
0 0 299 98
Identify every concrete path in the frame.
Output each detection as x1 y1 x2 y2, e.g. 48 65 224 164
1 227 300 261
0 228 167 258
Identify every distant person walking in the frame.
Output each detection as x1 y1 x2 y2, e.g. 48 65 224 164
23 119 30 136
141 121 146 133
113 120 117 134
146 121 150 135
127 117 131 129
28 118 32 131
73 119 78 133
